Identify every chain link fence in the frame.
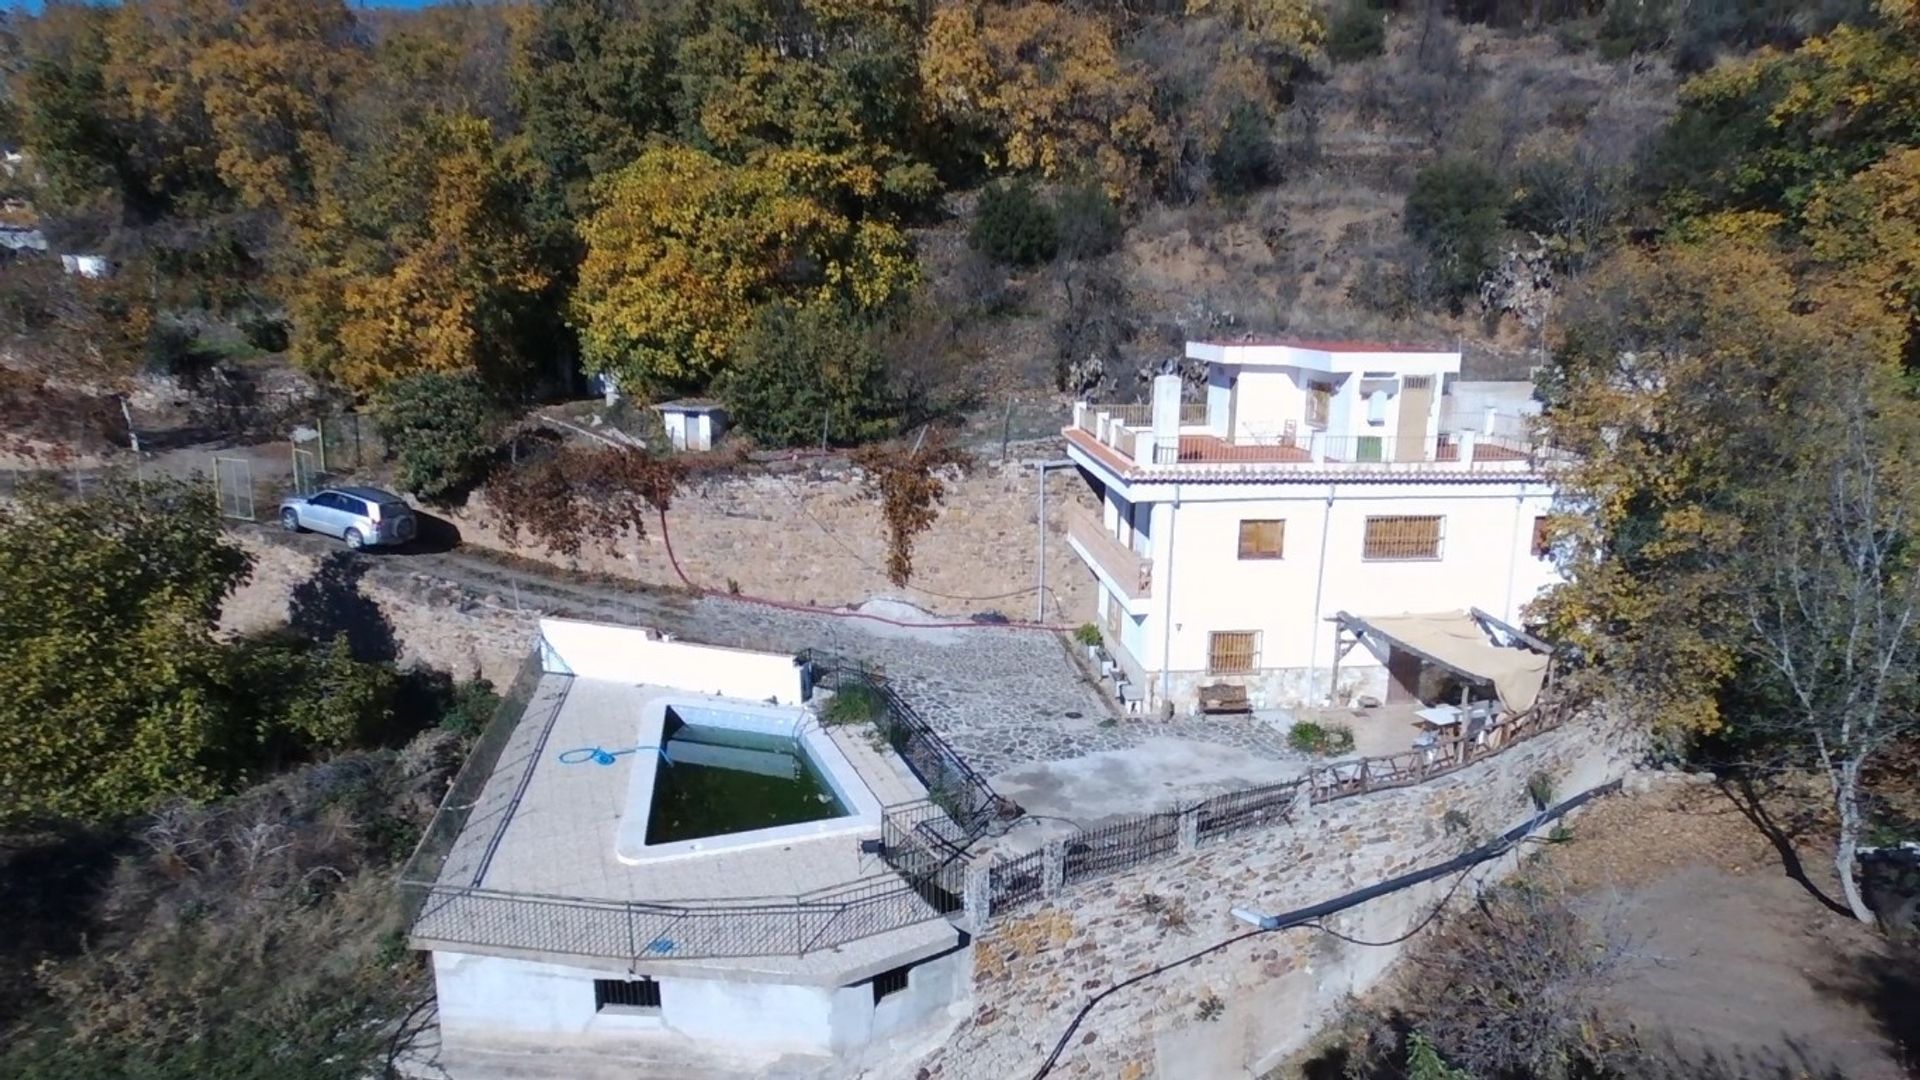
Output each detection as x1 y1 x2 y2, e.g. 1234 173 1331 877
212 455 255 521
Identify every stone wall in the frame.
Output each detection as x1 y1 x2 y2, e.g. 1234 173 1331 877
437 456 1099 623
920 715 1637 1080
221 532 538 686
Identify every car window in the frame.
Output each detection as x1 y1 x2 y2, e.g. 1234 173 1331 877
311 492 342 510
337 496 368 516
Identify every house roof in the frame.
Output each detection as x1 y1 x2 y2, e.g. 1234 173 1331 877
1192 336 1455 354
653 397 725 412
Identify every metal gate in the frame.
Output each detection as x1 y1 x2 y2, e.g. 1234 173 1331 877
319 413 365 474
292 446 321 497
213 456 255 521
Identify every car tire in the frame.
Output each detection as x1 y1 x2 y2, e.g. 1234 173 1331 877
280 508 303 533
343 527 365 550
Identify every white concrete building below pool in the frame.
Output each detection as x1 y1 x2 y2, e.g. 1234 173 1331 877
408 618 969 1076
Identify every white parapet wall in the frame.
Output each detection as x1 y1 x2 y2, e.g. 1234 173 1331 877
537 617 808 704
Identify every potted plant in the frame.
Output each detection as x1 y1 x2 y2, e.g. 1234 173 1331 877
1073 623 1103 659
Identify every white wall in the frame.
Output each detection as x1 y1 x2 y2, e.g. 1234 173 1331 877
1231 370 1303 441
433 946 970 1059
1134 481 1558 702
434 951 834 1054
538 618 807 703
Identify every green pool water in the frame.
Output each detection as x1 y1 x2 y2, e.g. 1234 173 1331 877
644 712 847 845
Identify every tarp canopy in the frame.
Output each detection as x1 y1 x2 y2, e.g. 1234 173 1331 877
1341 610 1550 712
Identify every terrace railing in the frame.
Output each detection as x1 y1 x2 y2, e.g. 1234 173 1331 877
807 654 1016 834
975 693 1579 921
405 872 950 963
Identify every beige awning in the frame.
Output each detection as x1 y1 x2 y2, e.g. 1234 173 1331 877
1340 610 1550 712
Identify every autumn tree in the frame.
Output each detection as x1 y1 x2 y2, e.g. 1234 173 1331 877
571 144 917 392
1648 14 1920 225
290 113 549 394
920 0 1172 199
675 0 936 208
1720 362 1920 923
1533 242 1893 735
1183 0 1323 62
1806 147 1920 367
509 0 678 226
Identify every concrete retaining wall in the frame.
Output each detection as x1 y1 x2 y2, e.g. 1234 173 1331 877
918 713 1636 1080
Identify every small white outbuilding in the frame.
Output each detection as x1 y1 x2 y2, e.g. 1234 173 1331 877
653 399 730 452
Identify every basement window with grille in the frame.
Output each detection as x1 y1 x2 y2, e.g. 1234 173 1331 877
871 964 912 1004
594 977 662 1013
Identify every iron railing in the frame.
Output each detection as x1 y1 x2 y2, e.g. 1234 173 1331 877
406 872 948 963
808 654 1015 832
1061 811 1182 887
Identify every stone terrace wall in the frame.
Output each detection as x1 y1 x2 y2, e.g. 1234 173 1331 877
921 716 1637 1080
438 456 1099 622
221 532 538 686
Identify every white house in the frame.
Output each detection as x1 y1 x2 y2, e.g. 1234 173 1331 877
1061 338 1562 713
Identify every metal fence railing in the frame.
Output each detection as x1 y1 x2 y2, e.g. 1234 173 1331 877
1196 779 1305 846
977 695 1580 920
1061 811 1182 888
399 649 550 907
808 654 1014 833
406 873 947 963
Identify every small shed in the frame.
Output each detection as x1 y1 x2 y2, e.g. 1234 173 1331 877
654 399 730 452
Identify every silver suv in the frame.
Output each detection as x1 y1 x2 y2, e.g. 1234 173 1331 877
279 486 417 550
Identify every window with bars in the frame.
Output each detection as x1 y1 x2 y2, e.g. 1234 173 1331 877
594 978 662 1012
1208 631 1259 674
1237 519 1285 559
1362 515 1444 561
1305 382 1333 428
871 964 911 1004
1530 515 1553 558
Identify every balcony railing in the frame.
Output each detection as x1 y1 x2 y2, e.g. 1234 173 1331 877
1068 401 1545 473
1065 505 1152 601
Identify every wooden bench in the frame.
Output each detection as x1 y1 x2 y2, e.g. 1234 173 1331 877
1197 682 1251 715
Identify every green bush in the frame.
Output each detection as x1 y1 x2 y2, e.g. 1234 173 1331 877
1053 184 1124 261
971 180 1058 267
1211 102 1282 196
1404 159 1507 310
370 370 501 503
823 681 887 727
1326 5 1387 63
720 302 898 449
1287 720 1356 755
1073 623 1103 646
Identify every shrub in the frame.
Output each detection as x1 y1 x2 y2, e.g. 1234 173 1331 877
1526 768 1559 810
1210 102 1282 196
437 678 500 738
1326 4 1387 63
1404 159 1507 310
1053 184 1124 261
1073 623 1103 646
720 302 898 449
1287 720 1356 755
823 681 887 727
971 180 1058 267
370 371 501 503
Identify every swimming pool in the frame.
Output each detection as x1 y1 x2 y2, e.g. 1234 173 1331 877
615 698 883 863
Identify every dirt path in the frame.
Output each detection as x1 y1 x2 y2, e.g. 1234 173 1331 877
1543 782 1917 1079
